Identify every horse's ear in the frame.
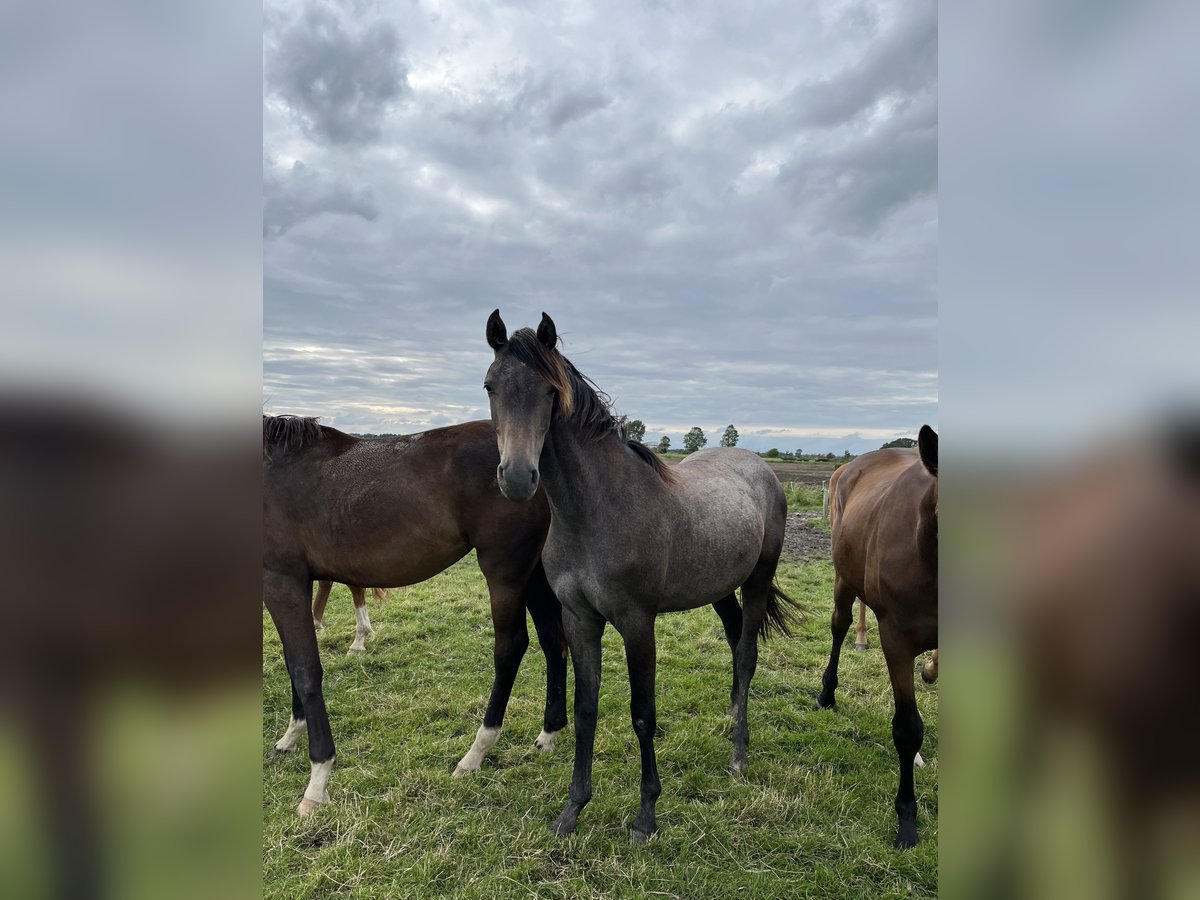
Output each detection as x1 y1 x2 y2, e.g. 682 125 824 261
537 312 557 349
486 309 508 351
918 425 938 477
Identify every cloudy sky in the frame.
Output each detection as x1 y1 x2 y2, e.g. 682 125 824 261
263 0 936 454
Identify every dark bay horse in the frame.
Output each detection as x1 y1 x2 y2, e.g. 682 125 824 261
483 311 798 842
263 416 568 815
311 582 387 653
816 426 938 847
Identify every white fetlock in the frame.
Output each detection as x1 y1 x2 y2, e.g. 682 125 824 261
915 751 926 768
534 728 560 752
297 759 333 815
453 725 500 777
273 716 306 753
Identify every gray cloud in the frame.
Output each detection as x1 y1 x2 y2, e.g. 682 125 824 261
263 158 380 238
263 0 937 454
265 2 408 145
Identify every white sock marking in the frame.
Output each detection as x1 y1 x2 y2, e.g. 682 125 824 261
274 716 306 752
348 604 374 653
534 728 560 752
297 758 333 814
453 725 501 776
915 751 926 768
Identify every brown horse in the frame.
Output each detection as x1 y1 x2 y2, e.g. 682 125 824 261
816 425 938 847
263 415 568 815
311 582 387 653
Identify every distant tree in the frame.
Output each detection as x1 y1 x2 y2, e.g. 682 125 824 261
843 450 852 460
823 452 836 460
626 419 646 443
656 435 671 453
720 424 739 447
765 448 780 458
795 449 803 459
880 437 918 449
683 427 707 454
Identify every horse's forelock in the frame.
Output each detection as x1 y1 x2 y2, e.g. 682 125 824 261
506 329 575 416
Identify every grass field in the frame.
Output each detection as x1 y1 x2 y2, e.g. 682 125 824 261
263 557 938 899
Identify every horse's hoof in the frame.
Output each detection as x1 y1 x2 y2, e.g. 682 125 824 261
816 693 835 710
452 762 479 778
921 666 937 685
266 746 290 759
347 645 365 655
915 752 926 769
629 827 654 845
313 620 324 632
534 729 559 752
893 827 919 849
549 814 576 837
296 797 325 816
730 758 747 779
854 643 868 651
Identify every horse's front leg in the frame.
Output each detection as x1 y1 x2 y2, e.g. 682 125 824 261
620 616 661 843
454 581 528 776
551 606 604 836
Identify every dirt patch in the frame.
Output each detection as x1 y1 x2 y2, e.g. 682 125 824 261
783 510 831 562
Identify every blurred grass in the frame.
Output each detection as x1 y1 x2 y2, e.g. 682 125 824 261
262 555 938 899
0 686 261 900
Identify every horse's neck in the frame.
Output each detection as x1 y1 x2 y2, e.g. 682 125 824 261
540 422 642 529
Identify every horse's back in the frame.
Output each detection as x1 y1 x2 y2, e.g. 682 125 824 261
265 419 546 585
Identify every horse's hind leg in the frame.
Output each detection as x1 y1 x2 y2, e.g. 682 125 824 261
268 680 306 757
712 594 742 715
818 575 858 709
881 621 924 848
311 580 332 631
454 571 529 776
921 649 939 684
347 586 375 654
855 600 870 650
525 563 569 752
265 570 335 816
730 570 773 776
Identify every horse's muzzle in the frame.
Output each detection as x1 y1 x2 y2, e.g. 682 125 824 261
496 462 539 502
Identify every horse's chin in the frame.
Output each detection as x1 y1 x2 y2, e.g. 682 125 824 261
497 480 537 503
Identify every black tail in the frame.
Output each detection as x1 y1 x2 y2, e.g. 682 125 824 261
759 581 803 640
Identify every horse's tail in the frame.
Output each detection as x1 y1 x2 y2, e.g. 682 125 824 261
759 580 803 639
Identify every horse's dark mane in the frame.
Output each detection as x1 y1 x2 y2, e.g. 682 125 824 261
263 414 335 461
505 328 675 483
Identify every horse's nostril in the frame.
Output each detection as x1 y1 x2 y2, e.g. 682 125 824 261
530 469 538 485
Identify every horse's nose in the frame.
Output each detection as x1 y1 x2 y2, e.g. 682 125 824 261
529 468 539 491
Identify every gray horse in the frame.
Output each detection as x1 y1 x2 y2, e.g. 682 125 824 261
483 310 798 842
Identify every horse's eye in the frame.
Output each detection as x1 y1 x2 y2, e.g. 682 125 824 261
483 383 494 394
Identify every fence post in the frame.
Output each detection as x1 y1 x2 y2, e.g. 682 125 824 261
822 480 829 520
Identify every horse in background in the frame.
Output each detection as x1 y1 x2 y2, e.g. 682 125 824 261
263 415 568 815
854 603 938 684
817 426 938 847
311 582 387 654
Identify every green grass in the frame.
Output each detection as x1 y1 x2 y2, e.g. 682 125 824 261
263 556 937 899
782 483 824 511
